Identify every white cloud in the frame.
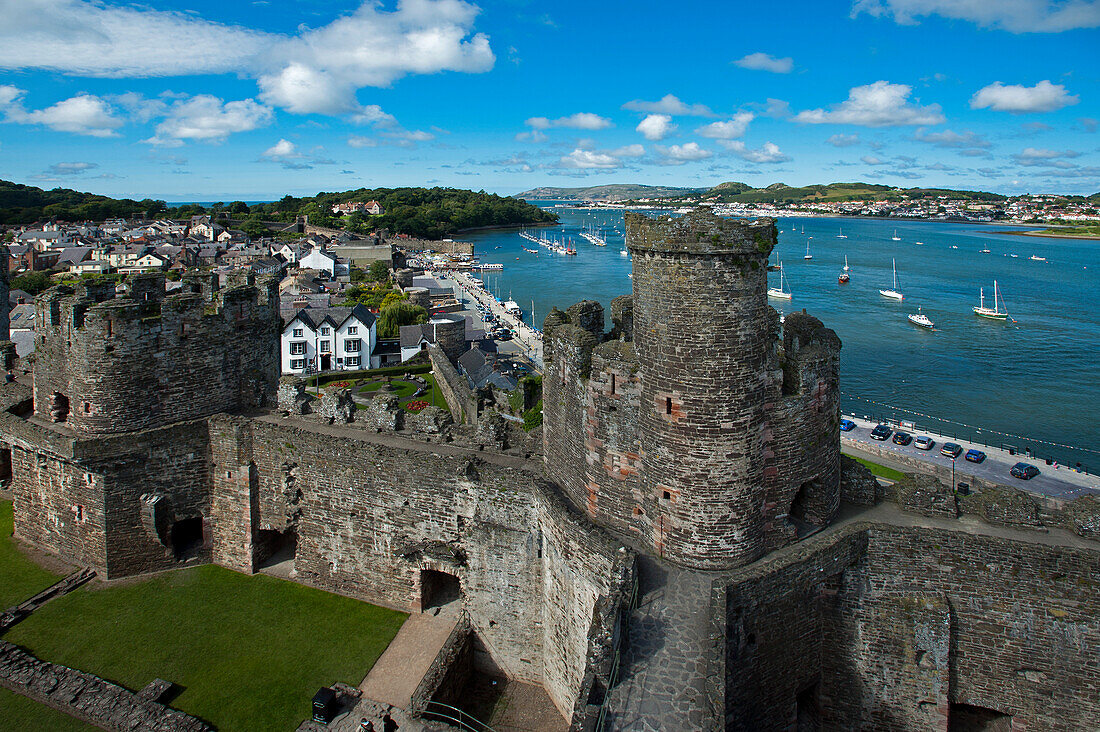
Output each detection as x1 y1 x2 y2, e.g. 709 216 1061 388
723 141 790 163
144 95 272 146
655 142 713 164
0 87 124 137
526 113 612 131
621 94 713 116
636 114 675 141
559 149 623 169
696 112 754 139
347 135 376 148
1011 147 1082 167
347 128 435 149
970 80 1079 113
733 52 793 73
0 0 495 118
912 128 991 150
263 138 299 160
45 161 98 175
515 130 548 142
794 81 945 127
861 155 887 165
610 144 646 157
827 133 861 147
758 98 791 118
850 0 1100 33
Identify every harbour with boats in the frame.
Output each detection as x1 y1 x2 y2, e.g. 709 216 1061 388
449 203 1098 469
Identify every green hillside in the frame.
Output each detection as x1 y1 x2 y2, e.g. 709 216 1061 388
0 180 556 239
695 181 1008 204
514 184 704 201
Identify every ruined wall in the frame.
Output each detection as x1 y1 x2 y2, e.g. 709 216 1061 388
628 211 775 569
581 341 647 543
723 523 1100 731
427 345 476 425
32 275 280 436
761 311 843 549
542 310 599 512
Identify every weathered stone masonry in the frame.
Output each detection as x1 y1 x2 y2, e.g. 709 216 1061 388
3 210 1099 730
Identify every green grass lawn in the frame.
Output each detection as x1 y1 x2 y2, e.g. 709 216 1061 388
5 564 407 732
358 376 447 414
845 454 907 482
0 687 98 731
1 500 64 609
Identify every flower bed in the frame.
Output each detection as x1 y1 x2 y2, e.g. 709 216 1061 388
403 400 430 412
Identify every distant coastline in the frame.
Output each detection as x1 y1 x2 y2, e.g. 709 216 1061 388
993 229 1100 240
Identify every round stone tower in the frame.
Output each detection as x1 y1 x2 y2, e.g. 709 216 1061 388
405 287 431 310
627 209 776 569
430 314 466 363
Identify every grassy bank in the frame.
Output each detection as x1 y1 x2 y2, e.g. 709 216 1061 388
0 687 98 731
5 564 407 731
1 500 64 609
844 454 907 482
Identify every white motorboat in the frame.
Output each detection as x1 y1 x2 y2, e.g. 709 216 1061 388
908 307 934 329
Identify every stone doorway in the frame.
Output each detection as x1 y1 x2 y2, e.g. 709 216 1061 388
320 354 331 371
420 569 461 612
256 528 298 577
170 517 205 560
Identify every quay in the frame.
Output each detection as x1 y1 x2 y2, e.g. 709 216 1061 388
434 269 545 369
842 415 1099 502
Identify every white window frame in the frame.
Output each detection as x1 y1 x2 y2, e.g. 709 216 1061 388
319 340 331 353
292 328 303 337
320 327 330 336
347 325 358 335
290 341 306 355
290 358 305 369
345 339 361 353
345 356 361 368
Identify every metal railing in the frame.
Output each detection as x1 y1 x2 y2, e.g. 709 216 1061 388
421 701 496 732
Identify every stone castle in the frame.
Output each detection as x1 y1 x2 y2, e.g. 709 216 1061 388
2 209 1097 730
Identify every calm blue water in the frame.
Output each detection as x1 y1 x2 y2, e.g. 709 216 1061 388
463 206 1100 469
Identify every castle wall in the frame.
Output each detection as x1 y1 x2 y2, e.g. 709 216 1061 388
628 212 775 568
723 523 1100 731
762 312 843 549
32 278 280 436
581 341 647 543
10 446 106 570
543 316 599 512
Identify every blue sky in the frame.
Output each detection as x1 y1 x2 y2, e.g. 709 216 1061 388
0 0 1096 200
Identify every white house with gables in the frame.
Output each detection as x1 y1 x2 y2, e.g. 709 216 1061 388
281 305 378 374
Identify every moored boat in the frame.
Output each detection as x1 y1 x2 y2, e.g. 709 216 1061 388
973 280 1009 320
908 307 934 329
768 262 792 300
879 258 904 300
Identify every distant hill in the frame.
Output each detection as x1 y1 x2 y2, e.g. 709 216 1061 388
514 184 704 202
0 180 557 239
694 181 1009 204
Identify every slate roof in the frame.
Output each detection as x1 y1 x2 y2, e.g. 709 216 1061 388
283 303 376 333
8 304 35 331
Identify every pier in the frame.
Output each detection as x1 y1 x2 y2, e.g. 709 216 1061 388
438 270 544 368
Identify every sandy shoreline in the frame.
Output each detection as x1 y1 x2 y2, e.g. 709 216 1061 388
992 229 1100 241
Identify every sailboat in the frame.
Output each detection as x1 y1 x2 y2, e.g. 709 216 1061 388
768 250 781 271
879 259 903 300
768 263 792 300
837 228 847 239
891 230 901 241
973 280 1009 320
908 307 934 329
839 256 850 284
843 255 850 272
803 240 813 260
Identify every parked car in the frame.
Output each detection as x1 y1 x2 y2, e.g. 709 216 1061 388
1011 462 1040 480
892 431 913 446
914 436 935 450
870 424 892 441
839 419 856 432
964 449 987 464
941 442 962 458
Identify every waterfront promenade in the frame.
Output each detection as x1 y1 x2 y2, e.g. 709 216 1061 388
440 270 544 368
842 415 1099 501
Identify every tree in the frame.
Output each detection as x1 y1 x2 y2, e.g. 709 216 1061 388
229 201 250 215
11 270 53 295
376 302 427 338
367 260 390 282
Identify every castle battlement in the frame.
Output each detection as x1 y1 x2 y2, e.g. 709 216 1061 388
31 272 281 436
625 209 776 255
